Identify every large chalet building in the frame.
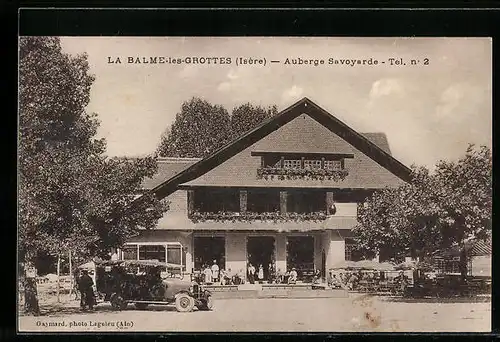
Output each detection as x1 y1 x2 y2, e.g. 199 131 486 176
118 98 412 282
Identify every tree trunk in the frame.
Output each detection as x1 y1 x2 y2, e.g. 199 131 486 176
459 241 468 280
56 254 61 303
23 261 40 316
69 250 73 298
455 221 468 280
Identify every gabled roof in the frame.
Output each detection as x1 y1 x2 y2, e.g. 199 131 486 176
142 157 201 189
433 238 492 257
362 133 391 155
470 239 492 256
140 133 391 191
143 97 412 200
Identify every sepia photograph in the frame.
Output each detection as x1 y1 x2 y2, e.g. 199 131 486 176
18 36 492 333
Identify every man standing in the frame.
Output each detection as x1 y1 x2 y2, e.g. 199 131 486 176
211 260 219 284
247 263 255 284
78 270 95 311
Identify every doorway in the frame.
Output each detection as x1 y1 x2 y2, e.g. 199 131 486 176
287 236 315 278
247 236 275 280
193 236 225 271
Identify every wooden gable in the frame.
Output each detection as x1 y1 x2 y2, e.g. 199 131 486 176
181 113 405 189
142 98 412 201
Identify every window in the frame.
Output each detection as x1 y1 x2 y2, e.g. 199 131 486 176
304 159 322 169
279 157 343 170
284 159 301 169
287 191 326 213
255 152 352 171
247 189 280 213
167 244 182 265
325 160 342 170
194 188 239 213
344 239 362 261
139 245 166 262
435 257 461 274
345 244 354 261
121 244 186 273
122 245 137 260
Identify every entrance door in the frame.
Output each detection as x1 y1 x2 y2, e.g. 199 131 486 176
287 236 315 280
247 236 275 280
193 236 225 271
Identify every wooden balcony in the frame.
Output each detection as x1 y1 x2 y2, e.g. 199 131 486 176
257 167 349 181
187 187 361 223
188 210 328 223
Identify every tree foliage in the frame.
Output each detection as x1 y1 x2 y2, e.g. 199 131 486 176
352 145 492 271
157 99 278 158
19 37 168 314
157 98 232 158
230 103 278 138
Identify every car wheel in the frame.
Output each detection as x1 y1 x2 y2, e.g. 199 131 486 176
175 293 195 312
135 303 149 310
200 295 214 311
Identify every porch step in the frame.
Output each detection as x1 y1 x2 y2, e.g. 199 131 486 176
205 283 314 292
238 284 262 291
211 288 348 300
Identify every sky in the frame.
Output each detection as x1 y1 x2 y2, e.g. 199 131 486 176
60 37 492 168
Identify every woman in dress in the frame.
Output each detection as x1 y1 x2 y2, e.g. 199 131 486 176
257 264 264 283
203 264 212 285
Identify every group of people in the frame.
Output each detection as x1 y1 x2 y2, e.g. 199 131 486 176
198 261 307 285
329 270 410 292
200 260 245 285
202 260 221 284
247 263 300 285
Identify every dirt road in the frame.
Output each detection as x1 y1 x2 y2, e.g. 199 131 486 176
18 294 491 333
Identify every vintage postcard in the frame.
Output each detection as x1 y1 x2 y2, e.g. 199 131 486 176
18 37 492 333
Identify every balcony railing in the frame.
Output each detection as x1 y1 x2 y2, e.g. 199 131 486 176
189 210 329 223
256 167 349 181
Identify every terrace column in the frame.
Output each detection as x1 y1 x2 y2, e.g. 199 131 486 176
325 230 346 270
326 191 334 215
240 190 247 213
226 233 247 281
280 191 288 213
276 234 287 273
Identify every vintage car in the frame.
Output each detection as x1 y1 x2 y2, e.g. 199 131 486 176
403 273 490 298
84 259 213 312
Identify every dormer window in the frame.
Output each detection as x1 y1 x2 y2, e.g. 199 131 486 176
304 159 322 170
284 159 301 169
253 151 352 181
324 159 342 171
